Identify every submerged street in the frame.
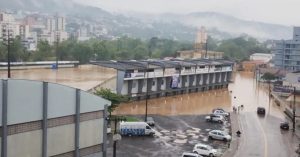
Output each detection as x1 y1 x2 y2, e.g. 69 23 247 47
115 71 299 157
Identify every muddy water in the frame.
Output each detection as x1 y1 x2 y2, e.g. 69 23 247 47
114 72 284 117
0 65 116 91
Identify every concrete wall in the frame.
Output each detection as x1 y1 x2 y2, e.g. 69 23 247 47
48 124 75 156
0 79 110 157
7 130 42 157
48 83 76 119
131 80 138 94
151 78 157 91
80 119 103 149
121 81 128 95
0 79 2 126
7 80 43 125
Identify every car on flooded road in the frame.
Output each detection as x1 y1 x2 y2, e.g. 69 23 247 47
257 107 266 115
208 130 231 141
213 109 230 117
280 122 289 130
205 114 225 123
181 152 203 157
193 143 217 157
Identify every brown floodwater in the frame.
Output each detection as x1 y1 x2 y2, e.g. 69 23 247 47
0 65 116 91
114 71 284 117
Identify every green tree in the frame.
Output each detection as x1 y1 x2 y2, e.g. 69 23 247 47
94 88 128 116
133 45 148 59
0 43 7 61
71 42 92 63
32 41 54 61
261 72 277 81
10 37 24 61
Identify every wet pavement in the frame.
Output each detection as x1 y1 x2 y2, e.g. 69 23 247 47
114 72 299 157
107 115 231 157
0 65 116 90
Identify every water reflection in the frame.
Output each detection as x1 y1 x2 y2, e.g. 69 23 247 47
115 71 284 117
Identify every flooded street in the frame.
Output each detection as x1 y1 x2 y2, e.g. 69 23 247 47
114 71 298 157
0 65 116 90
114 71 283 117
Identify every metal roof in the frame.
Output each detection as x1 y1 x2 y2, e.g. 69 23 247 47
90 59 234 71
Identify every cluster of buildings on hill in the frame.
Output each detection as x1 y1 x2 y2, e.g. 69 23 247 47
0 11 110 51
0 11 67 51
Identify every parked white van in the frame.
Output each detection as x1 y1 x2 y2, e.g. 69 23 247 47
119 122 155 136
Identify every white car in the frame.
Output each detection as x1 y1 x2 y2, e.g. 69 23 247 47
181 152 203 157
213 109 229 117
205 114 225 123
193 143 217 157
208 130 231 141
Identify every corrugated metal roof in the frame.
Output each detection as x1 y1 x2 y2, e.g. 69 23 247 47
90 59 234 71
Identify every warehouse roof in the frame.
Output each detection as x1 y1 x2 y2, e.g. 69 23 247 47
90 59 234 71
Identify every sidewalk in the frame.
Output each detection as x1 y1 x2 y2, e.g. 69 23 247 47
222 113 240 157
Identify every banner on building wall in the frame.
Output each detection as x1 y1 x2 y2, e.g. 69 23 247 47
171 74 180 88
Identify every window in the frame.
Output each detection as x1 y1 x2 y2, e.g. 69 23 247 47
152 80 155 86
199 66 205 69
146 126 151 129
161 80 164 85
297 61 300 65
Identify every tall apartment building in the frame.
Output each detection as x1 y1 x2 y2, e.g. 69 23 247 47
46 18 56 32
272 27 300 71
56 16 65 31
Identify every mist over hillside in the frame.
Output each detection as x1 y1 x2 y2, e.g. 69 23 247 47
0 0 293 41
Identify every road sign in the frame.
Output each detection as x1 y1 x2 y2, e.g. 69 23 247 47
113 134 122 141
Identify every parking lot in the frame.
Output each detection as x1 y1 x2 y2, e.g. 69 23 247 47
107 114 232 157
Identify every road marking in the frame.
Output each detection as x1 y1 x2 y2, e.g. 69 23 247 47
256 116 268 157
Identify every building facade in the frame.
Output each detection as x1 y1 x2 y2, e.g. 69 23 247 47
0 79 110 157
92 59 233 100
250 53 273 63
272 27 300 71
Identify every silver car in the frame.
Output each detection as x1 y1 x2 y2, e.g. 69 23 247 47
208 130 231 141
146 117 155 126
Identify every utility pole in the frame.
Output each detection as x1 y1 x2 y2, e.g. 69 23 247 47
55 31 59 69
268 81 271 111
293 86 296 132
144 62 149 122
2 24 12 78
111 116 125 157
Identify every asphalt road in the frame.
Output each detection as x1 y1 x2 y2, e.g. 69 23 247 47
106 115 231 157
234 112 298 157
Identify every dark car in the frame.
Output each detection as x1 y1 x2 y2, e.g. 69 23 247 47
257 107 266 115
280 122 289 130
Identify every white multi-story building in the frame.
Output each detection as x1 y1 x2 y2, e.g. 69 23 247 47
0 12 15 23
56 16 65 31
250 53 273 63
92 59 234 100
46 17 56 32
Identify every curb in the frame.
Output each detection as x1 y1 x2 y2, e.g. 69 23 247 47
221 113 240 157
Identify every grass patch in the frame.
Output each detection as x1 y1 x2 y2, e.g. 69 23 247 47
124 116 140 122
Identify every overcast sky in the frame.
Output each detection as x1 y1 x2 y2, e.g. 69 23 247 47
75 0 300 26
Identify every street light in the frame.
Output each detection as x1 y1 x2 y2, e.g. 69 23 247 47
293 86 296 132
55 31 60 69
144 62 149 122
109 116 126 157
1 24 13 78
